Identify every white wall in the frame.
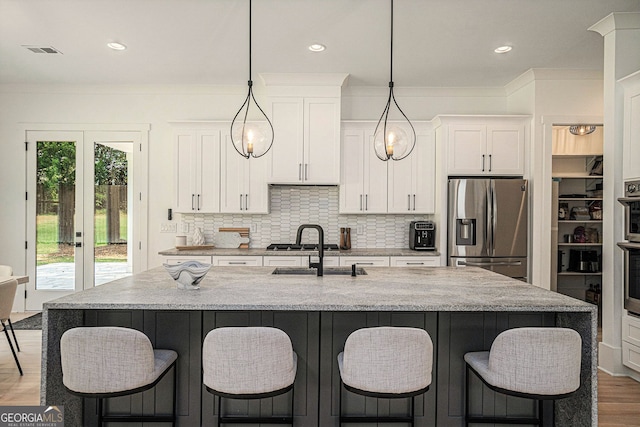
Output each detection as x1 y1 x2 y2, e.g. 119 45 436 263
0 82 507 275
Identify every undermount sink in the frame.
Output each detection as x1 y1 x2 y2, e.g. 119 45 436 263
271 267 367 276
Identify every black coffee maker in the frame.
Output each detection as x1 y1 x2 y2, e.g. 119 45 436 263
409 221 436 251
568 249 599 272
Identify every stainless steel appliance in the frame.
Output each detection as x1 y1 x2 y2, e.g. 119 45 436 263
448 178 528 279
618 179 640 242
617 242 640 316
409 221 436 251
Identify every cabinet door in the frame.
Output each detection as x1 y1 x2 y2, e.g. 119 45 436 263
269 98 304 183
220 137 247 213
363 129 388 213
339 256 390 267
447 124 486 175
486 124 525 175
174 131 198 212
263 256 305 267
304 98 340 184
390 256 440 267
245 153 270 214
164 256 213 265
413 131 436 213
387 148 414 213
196 131 221 212
339 128 366 213
212 256 263 266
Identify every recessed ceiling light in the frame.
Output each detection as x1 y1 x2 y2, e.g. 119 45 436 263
494 45 512 54
308 44 326 52
107 42 127 51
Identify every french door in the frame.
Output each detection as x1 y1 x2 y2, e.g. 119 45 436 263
25 130 147 310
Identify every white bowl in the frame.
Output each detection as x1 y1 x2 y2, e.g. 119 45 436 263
163 261 211 290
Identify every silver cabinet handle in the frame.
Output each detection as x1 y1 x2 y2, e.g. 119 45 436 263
360 194 363 211
245 194 249 210
299 163 302 181
413 194 416 211
228 261 247 265
192 194 195 210
408 194 411 211
459 260 522 267
197 194 201 210
239 194 243 211
489 154 492 172
406 262 425 265
482 155 485 172
365 194 368 210
356 262 374 265
305 163 308 180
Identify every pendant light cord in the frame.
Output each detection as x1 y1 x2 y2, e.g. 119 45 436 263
249 0 252 83
390 0 393 84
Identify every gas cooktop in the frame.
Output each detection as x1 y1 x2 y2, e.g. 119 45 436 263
266 243 340 251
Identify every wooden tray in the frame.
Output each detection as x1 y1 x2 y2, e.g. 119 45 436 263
219 227 250 249
175 245 214 250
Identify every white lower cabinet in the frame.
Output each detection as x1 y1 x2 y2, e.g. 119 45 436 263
212 256 263 266
263 256 305 267
164 256 213 265
390 256 440 267
339 256 390 267
623 313 640 373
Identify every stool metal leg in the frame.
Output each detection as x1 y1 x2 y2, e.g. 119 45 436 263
7 319 20 352
2 321 22 376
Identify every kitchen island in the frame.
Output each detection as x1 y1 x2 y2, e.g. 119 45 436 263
41 266 596 426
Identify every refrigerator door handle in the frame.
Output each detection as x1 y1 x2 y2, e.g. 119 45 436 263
458 260 523 267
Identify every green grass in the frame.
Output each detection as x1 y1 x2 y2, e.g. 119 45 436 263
37 211 128 265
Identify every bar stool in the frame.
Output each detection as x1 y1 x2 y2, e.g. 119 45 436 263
60 327 178 426
464 327 582 426
203 326 297 426
0 278 22 375
337 326 433 426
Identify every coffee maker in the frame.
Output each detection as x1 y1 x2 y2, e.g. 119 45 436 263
409 221 436 251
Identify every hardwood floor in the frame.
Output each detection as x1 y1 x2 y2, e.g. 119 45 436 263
2 318 640 425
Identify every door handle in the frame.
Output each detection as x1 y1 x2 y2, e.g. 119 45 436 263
360 195 363 211
413 194 416 211
405 262 425 265
365 194 368 210
482 155 485 172
245 194 249 210
489 154 492 172
458 260 522 267
228 261 247 265
299 163 302 181
305 164 308 181
192 194 195 210
239 194 243 211
197 194 201 210
355 262 374 265
408 194 411 211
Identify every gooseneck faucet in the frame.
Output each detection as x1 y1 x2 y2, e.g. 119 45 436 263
296 224 324 276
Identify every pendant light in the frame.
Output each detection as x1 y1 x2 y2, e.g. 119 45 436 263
373 0 416 161
230 0 274 159
569 125 596 136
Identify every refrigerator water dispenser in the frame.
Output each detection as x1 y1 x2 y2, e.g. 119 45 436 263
456 219 476 246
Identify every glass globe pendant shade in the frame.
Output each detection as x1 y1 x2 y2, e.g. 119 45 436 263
569 125 596 136
230 85 274 159
374 123 410 160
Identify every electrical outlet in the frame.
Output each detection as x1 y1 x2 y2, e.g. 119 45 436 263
181 223 189 233
160 222 177 233
356 224 365 235
250 223 258 233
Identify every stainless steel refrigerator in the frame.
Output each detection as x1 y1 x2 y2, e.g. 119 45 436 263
448 178 528 279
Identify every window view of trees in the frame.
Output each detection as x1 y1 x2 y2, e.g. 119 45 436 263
36 142 128 265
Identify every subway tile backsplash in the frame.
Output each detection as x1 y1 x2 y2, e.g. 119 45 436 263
180 186 432 248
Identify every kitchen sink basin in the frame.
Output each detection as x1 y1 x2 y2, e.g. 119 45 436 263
271 267 367 276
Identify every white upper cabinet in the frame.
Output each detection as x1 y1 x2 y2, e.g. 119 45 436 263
621 70 640 181
339 124 387 214
262 73 348 185
220 134 269 214
438 116 528 176
387 128 436 213
173 125 221 213
268 97 341 184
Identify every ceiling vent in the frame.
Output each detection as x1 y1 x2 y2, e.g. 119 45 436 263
22 45 63 54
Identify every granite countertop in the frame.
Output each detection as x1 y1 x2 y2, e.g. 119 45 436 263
159 247 441 257
44 266 595 313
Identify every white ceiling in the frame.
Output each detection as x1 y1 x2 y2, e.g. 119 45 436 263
1 0 639 88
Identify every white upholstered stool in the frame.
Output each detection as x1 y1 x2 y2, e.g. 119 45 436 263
203 326 298 425
337 327 433 426
0 277 22 375
464 327 582 426
60 327 178 426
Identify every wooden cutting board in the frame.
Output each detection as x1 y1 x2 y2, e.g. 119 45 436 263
218 227 250 249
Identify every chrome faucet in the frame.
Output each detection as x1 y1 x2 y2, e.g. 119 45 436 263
295 224 324 276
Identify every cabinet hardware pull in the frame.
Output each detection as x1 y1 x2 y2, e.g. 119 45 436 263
299 163 302 181
228 261 247 265
360 195 363 211
408 195 411 211
489 154 492 172
245 194 249 210
192 194 195 210
413 194 416 211
356 262 374 265
239 194 243 210
365 194 368 210
482 155 485 172
305 164 308 180
406 262 425 265
197 194 201 210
